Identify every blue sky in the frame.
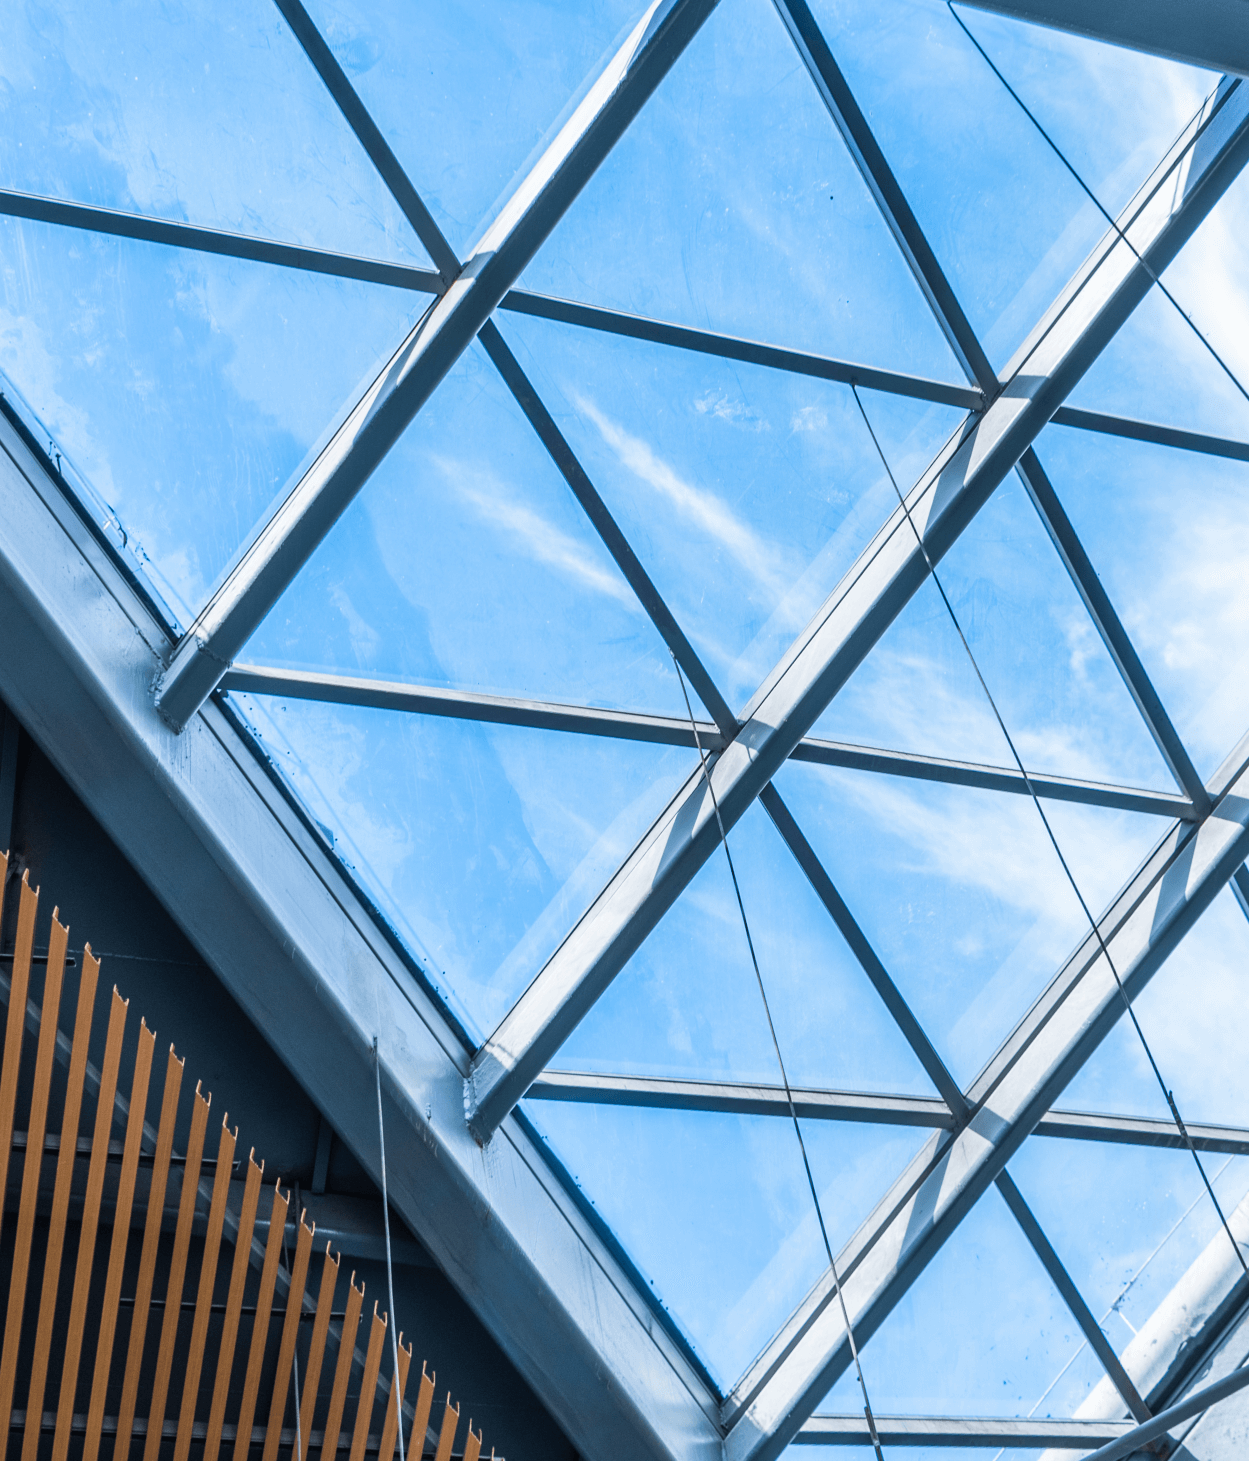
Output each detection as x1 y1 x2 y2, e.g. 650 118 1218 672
3 0 1248 1436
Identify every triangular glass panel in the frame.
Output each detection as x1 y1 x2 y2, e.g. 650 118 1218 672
1009 1137 1249 1365
502 312 964 711
806 0 1207 370
519 0 964 383
820 465 1177 791
301 0 644 255
246 341 704 717
552 797 940 1096
1032 424 1249 780
816 1180 1108 1417
0 0 430 265
522 1097 927 1389
1061 885 1249 1130
228 694 696 1039
946 7 1216 224
774 758 1165 1089
0 216 424 625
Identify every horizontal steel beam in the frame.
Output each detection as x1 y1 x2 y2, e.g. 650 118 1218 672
221 664 1192 818
794 1413 1135 1448
1050 405 1249 462
466 77 1249 1146
0 188 442 293
497 289 984 410
958 0 1249 77
526 1073 1249 1154
725 725 1249 1460
154 0 720 732
0 390 721 1461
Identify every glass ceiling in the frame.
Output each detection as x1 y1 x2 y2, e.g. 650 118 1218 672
4 0 1249 1453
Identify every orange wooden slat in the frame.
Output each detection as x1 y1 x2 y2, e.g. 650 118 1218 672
0 873 39 1255
141 1081 211 1461
298 1245 341 1461
406 1365 435 1461
321 1274 364 1461
462 1422 482 1461
377 1336 411 1461
0 908 67 1441
19 943 100 1461
173 1114 238 1461
82 1016 156 1461
432 1394 459 1461
232 1182 291 1461
115 1043 184 1457
50 985 129 1461
348 1304 387 1461
261 1211 314 1461
204 1150 265 1461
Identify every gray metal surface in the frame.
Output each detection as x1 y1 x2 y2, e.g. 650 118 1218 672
959 0 1249 77
723 727 1249 1461
153 0 720 731
466 76 1249 1145
0 406 721 1461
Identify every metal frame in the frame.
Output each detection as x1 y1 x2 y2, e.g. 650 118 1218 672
5 5 1249 1459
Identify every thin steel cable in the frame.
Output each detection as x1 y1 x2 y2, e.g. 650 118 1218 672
374 1036 407 1461
850 382 1249 1279
947 0 1249 408
670 653 886 1460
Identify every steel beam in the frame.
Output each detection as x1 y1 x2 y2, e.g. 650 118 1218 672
497 290 984 409
525 1072 1249 1154
465 77 1249 1144
957 0 1249 78
1019 449 1209 811
1050 405 1249 462
794 1414 1135 1447
0 393 721 1461
153 0 720 732
773 0 996 392
220 664 1192 817
722 726 1249 1461
0 188 442 294
1232 862 1249 921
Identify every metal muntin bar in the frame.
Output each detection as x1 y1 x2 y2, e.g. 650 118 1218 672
154 0 721 732
995 1171 1151 1421
465 78 1249 1148
1018 448 1209 811
772 0 997 393
793 1413 1135 1447
0 188 442 293
221 662 1193 819
723 737 1249 1459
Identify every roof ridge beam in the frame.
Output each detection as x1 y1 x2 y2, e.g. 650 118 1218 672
464 77 1249 1145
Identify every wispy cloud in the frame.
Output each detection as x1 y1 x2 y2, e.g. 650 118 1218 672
438 458 640 611
573 392 793 600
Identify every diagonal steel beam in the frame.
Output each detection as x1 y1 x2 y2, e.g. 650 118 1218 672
773 0 997 392
1050 405 1249 463
1018 448 1210 811
153 0 720 732
465 76 1249 1144
723 727 1249 1460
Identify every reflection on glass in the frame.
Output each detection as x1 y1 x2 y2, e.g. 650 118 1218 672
1061 887 1249 1129
1035 427 1249 779
1009 1139 1249 1362
0 0 428 262
554 797 939 1095
0 216 422 623
775 760 1162 1088
245 340 699 715
230 694 695 1038
521 0 963 380
817 1182 1105 1417
505 311 963 711
302 0 643 254
524 1098 924 1389
808 0 1207 369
